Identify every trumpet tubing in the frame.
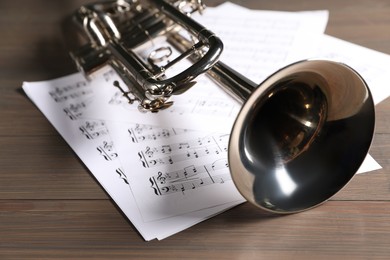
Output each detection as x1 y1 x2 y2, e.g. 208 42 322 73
64 0 375 213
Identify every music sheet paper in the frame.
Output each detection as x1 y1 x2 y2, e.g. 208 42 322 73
21 3 388 241
82 8 330 133
22 69 243 241
194 5 330 82
107 121 243 222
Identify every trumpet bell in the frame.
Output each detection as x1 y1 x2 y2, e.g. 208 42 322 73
229 60 375 213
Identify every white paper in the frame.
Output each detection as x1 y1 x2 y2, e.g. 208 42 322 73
357 154 381 174
22 69 243 241
196 8 329 81
106 120 244 222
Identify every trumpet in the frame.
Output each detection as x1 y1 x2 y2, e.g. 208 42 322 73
64 0 375 213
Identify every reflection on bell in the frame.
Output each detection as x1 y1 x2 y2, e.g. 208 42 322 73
274 166 297 196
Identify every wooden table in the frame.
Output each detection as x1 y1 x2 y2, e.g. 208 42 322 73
1 0 390 258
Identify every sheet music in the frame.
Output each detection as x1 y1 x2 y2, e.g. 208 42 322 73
106 120 243 222
195 6 329 81
22 68 242 241
82 9 329 132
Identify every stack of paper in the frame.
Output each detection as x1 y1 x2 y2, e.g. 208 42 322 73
23 2 389 241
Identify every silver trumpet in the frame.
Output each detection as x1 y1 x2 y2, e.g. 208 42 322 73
64 0 375 213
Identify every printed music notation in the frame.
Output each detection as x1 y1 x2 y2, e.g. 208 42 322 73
149 159 230 195
63 100 92 120
77 119 131 186
107 120 244 222
79 120 109 140
97 140 118 161
127 124 188 143
164 95 239 117
46 76 94 121
194 7 303 82
48 80 91 103
106 85 239 118
137 134 229 168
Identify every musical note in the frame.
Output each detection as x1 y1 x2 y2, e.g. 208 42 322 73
191 98 238 117
141 135 222 156
156 171 166 184
178 142 190 149
144 146 157 158
49 87 64 102
209 158 230 171
136 133 229 169
96 141 118 161
161 145 172 154
63 101 87 120
79 120 108 139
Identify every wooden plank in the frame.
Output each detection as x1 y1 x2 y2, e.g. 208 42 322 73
0 0 390 259
1 200 390 259
0 135 107 200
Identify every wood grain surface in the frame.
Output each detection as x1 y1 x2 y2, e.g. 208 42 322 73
1 0 390 259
